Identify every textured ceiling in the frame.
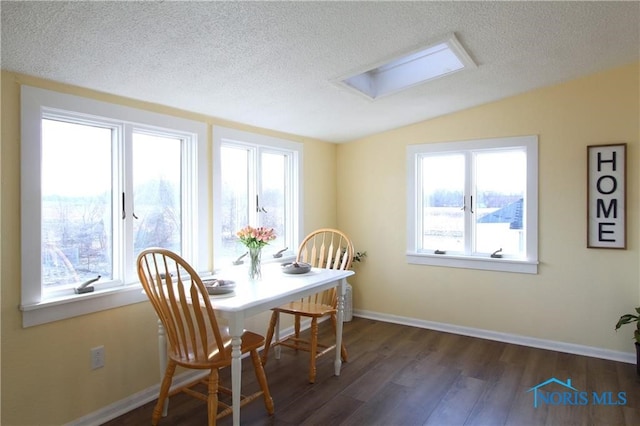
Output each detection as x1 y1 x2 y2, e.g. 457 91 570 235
2 1 639 143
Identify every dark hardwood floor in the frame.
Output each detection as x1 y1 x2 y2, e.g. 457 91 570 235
103 317 640 425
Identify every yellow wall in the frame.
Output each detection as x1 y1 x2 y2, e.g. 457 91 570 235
0 71 338 425
338 62 639 351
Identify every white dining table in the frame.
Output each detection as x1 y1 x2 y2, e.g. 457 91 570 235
156 263 354 426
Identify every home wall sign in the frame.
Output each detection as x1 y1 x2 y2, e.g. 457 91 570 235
587 143 626 249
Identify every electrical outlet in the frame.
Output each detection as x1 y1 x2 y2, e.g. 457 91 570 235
91 346 105 370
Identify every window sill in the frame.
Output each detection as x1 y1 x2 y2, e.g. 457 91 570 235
406 252 538 274
20 284 149 327
20 257 300 328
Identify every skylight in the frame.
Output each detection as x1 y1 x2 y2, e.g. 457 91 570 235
336 34 476 100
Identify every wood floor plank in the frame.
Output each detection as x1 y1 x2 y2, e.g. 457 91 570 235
523 347 561 385
340 352 414 402
299 394 363 426
616 361 640 410
622 406 640 425
503 380 551 426
378 361 461 425
456 337 509 382
340 381 410 426
424 375 486 426
393 349 446 387
586 357 626 425
500 341 539 367
464 362 523 425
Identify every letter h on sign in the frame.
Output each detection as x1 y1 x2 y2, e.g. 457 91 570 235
587 143 626 249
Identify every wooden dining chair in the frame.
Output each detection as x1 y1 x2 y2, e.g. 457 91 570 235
137 248 274 426
261 228 354 383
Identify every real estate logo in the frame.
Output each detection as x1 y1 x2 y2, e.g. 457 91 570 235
527 377 627 408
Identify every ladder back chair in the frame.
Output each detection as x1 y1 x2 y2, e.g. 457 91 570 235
137 248 274 426
261 228 354 383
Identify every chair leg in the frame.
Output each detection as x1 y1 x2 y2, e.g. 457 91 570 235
340 342 349 363
274 311 281 359
153 361 177 425
250 349 275 415
294 315 301 351
207 369 219 426
262 311 278 365
309 318 319 383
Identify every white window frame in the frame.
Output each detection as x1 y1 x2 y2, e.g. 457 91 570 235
406 135 538 274
20 86 209 327
213 126 303 269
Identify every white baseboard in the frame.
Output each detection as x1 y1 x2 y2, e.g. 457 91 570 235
66 311 635 425
353 309 636 364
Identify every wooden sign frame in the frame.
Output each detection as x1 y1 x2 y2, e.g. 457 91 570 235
587 143 626 249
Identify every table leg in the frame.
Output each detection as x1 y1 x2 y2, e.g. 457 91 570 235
334 278 346 376
157 319 169 417
228 318 244 426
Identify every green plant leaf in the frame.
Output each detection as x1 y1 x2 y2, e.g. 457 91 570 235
615 314 639 330
614 308 640 343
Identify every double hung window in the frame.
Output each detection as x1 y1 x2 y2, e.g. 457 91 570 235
21 86 208 326
213 127 302 267
407 135 538 274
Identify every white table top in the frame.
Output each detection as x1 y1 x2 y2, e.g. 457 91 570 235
201 263 354 318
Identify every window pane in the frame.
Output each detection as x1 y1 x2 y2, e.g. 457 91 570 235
41 119 113 288
421 154 465 252
220 146 249 257
260 151 288 254
132 133 182 256
474 149 526 256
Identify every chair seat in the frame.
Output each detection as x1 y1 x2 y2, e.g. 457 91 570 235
274 301 335 317
170 330 266 368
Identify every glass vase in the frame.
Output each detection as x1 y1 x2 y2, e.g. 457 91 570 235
248 246 262 280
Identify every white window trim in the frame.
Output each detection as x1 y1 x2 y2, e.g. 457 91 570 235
212 126 303 269
20 86 209 327
406 135 539 274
